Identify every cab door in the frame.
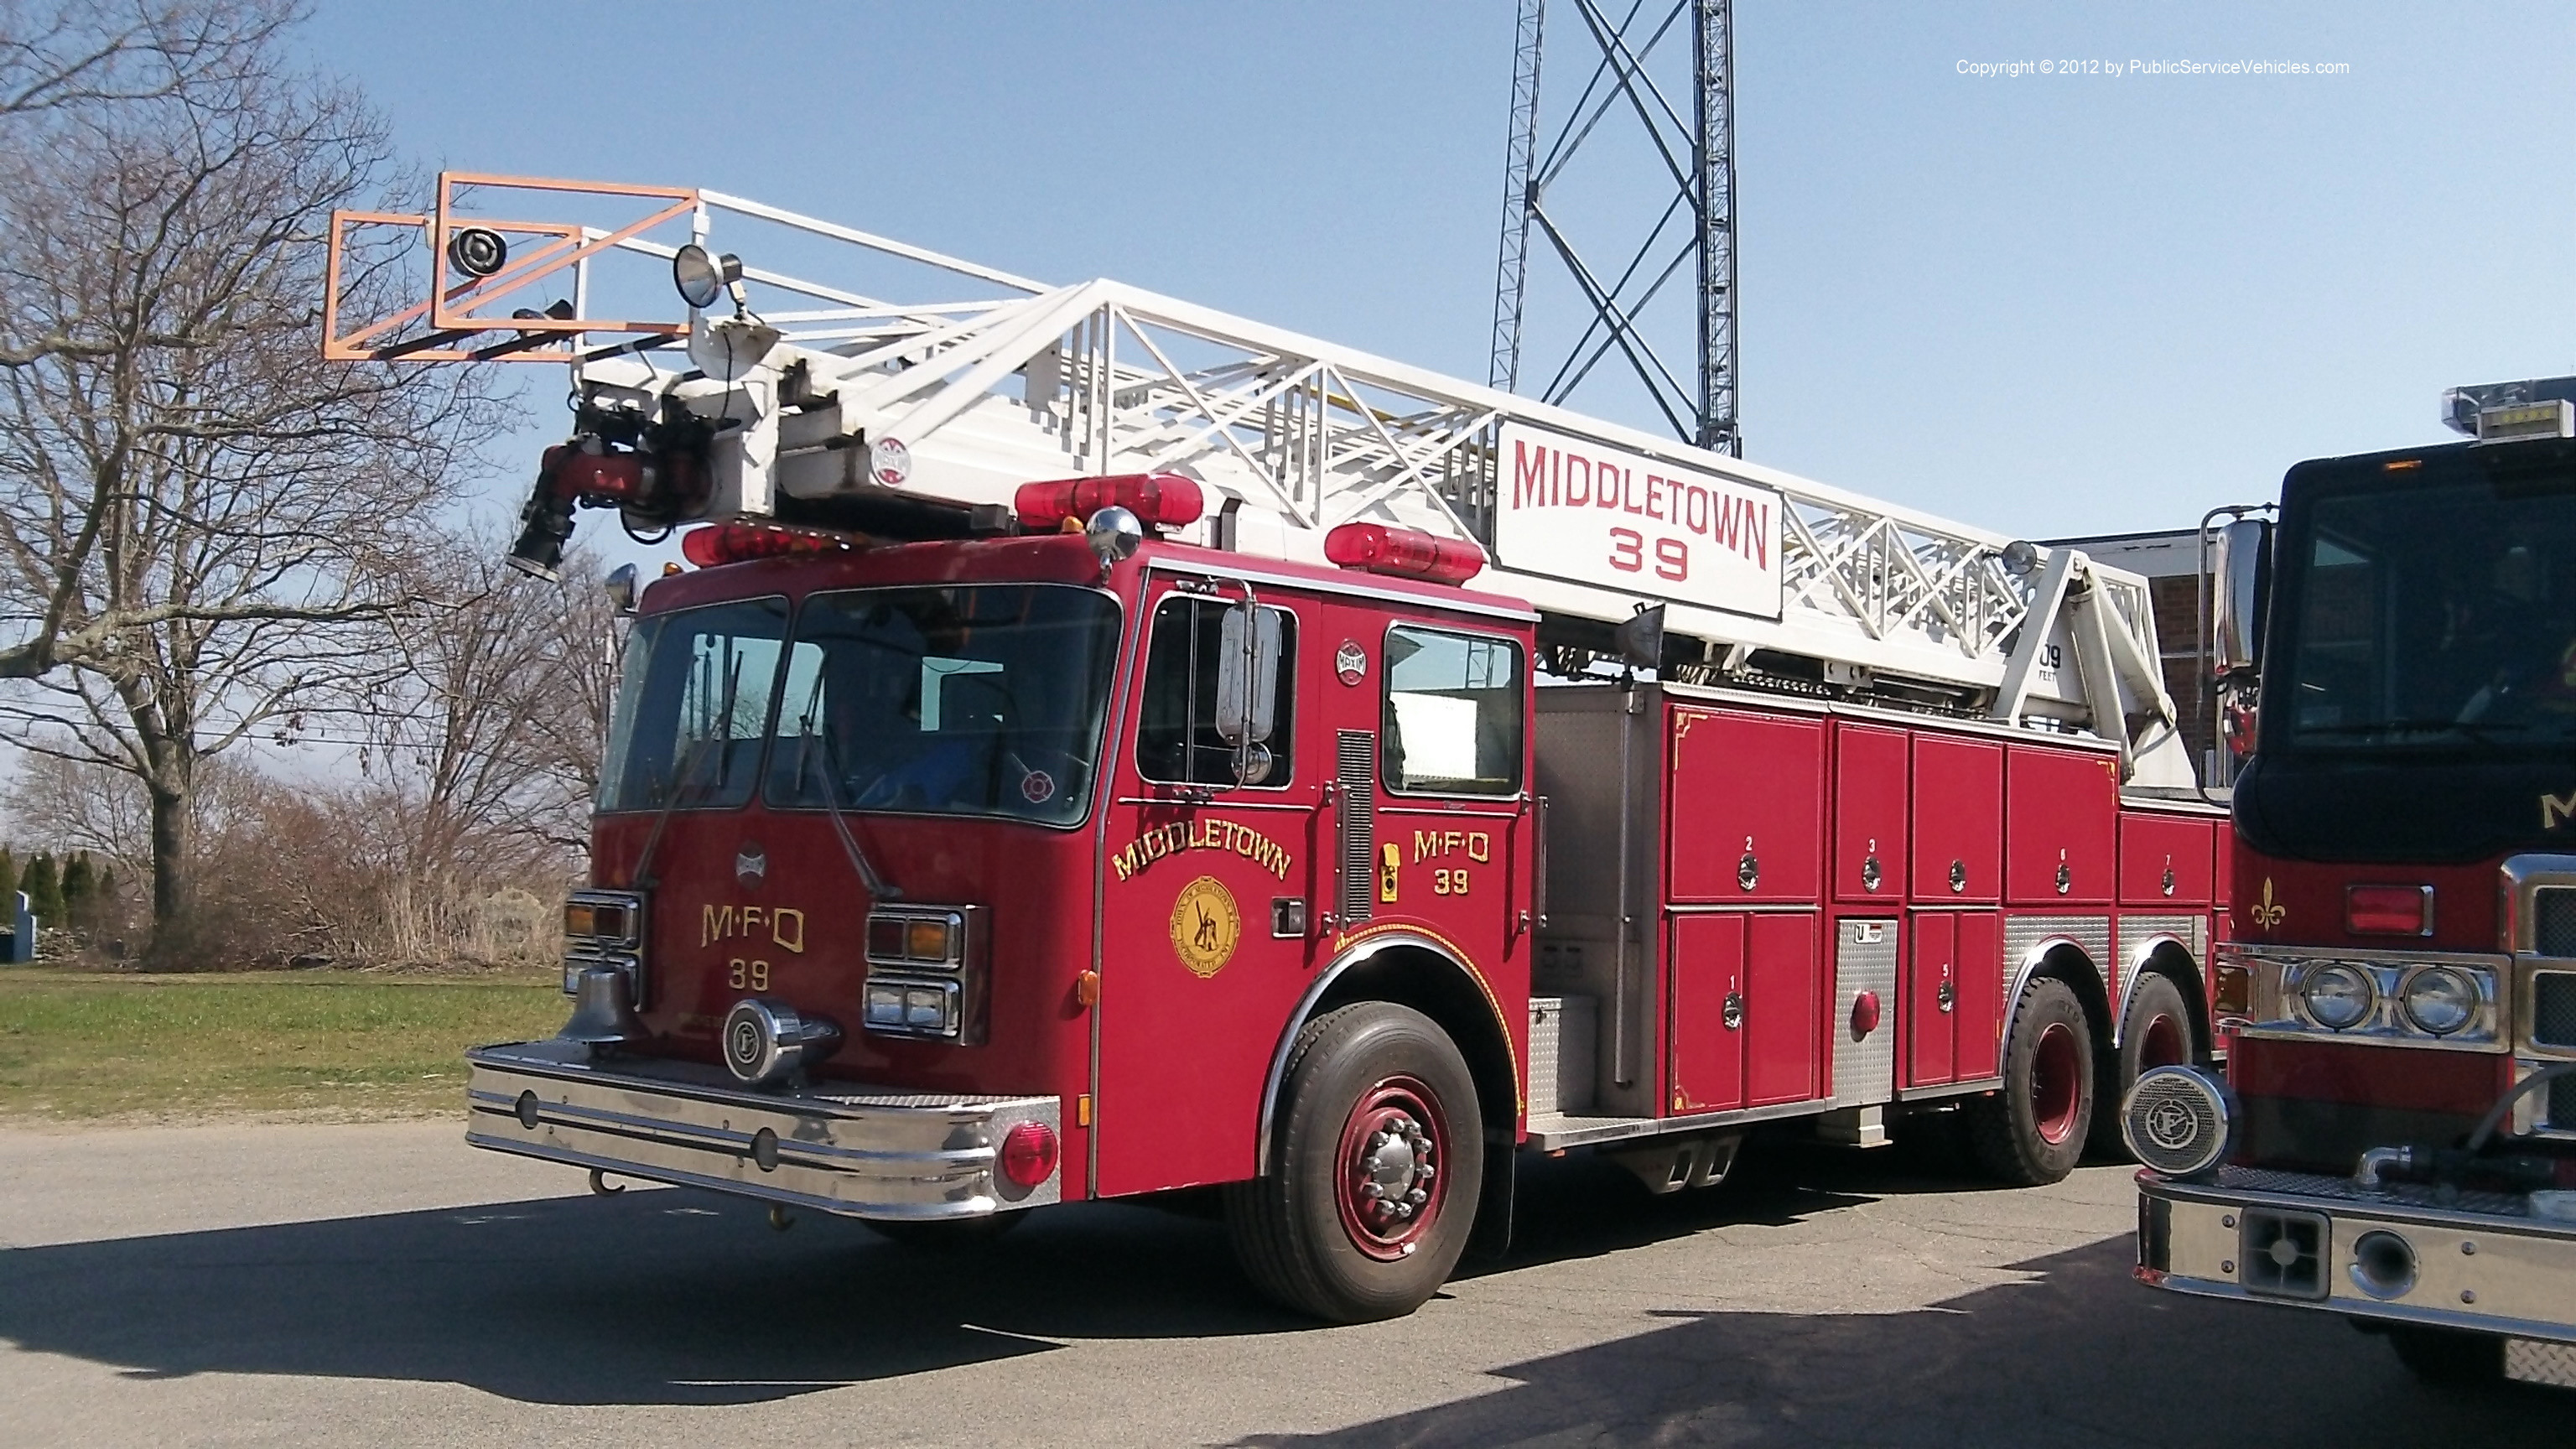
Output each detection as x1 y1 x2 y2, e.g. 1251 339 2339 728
1095 584 1326 1196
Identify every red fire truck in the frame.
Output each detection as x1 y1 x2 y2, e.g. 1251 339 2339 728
2125 380 2576 1389
329 174 2230 1322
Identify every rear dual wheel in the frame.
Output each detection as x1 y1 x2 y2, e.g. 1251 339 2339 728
1225 1002 1483 1323
2090 972 2194 1159
1966 978 2095 1186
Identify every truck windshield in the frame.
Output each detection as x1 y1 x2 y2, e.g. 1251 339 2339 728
764 584 1121 826
596 596 794 812
2275 461 2576 751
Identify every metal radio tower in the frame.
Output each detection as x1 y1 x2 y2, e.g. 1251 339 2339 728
1489 0 1738 457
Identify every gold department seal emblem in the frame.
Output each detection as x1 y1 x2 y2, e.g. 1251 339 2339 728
1170 875 1240 979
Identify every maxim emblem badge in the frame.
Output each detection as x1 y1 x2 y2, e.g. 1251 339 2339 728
735 844 767 887
2542 788 2576 830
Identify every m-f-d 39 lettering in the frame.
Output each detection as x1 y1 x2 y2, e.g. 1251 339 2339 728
702 903 807 953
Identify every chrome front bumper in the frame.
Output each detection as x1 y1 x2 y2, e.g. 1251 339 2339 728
2137 1166 2576 1379
465 1038 1061 1221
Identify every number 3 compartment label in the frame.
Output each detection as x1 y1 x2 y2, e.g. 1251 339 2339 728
1493 419 1784 621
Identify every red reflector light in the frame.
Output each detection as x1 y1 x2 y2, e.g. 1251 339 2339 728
679 522 860 568
1322 522 1484 585
2345 884 2430 936
1014 473 1204 531
1000 1120 1059 1188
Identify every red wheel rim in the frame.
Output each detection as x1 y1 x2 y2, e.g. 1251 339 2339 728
2138 1012 2187 1071
2031 1021 2083 1145
1333 1074 1451 1262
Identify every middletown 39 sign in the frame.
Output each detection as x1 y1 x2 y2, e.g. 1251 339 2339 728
1493 420 1784 621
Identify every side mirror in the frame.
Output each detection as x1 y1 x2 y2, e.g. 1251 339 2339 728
2210 518 2271 675
1213 603 1283 759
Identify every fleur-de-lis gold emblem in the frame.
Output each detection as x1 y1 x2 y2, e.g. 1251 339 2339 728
2251 878 2286 933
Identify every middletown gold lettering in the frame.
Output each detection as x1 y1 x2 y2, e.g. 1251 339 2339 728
1113 819 1294 882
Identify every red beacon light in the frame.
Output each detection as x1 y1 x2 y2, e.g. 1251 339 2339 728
1014 473 1204 532
1323 522 1484 586
679 521 863 568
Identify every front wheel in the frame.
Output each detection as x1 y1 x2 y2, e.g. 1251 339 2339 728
1225 1001 1483 1323
1966 977 2096 1186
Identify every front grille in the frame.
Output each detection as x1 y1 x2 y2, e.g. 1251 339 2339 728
2553 1072 2576 1132
2535 972 2576 1048
2536 888 2576 957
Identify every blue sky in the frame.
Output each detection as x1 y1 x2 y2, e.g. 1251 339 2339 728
299 0 2576 542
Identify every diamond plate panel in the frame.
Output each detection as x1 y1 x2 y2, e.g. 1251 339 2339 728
2210 1164 2532 1218
1527 995 1597 1115
1831 918 1899 1106
2506 1338 2576 1387
2007 914 2112 995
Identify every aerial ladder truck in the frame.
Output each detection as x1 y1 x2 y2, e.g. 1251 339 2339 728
326 174 2228 1322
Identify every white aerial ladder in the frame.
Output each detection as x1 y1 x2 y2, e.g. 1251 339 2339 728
325 174 2193 792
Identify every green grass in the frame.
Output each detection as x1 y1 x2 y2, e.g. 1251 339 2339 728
0 969 570 1121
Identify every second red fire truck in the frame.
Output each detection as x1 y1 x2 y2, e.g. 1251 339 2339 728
328 174 2234 1322
2126 379 2576 1389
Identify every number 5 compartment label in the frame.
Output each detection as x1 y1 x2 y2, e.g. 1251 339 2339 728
1493 419 1784 621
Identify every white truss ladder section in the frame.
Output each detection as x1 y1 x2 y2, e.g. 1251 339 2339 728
565 188 2189 791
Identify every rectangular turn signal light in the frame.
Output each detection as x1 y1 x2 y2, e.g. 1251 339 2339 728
2345 884 2431 937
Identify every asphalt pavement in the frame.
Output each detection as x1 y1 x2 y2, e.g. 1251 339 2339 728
0 1117 2563 1446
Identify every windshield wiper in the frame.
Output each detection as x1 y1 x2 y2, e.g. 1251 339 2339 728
792 673 901 900
631 652 745 889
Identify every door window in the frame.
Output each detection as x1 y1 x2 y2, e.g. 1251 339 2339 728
1382 624 1523 796
1136 595 1297 787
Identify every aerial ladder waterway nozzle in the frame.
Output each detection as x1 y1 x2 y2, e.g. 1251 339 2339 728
325 171 2193 791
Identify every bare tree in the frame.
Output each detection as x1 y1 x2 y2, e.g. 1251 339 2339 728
0 4 503 952
0 1 299 368
361 542 615 879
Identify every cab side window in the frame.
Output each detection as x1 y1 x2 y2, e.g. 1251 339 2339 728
1383 624 1522 796
1137 596 1297 787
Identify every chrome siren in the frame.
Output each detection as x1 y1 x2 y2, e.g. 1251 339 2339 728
2122 1065 2234 1178
722 997 843 1088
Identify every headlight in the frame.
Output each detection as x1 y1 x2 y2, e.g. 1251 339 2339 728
2301 963 2376 1030
2401 967 2475 1036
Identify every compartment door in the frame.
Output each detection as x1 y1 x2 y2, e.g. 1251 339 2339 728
1953 911 2004 1081
2006 746 2118 905
1832 724 1909 904
1911 735 2002 903
1745 911 1822 1107
2121 813 2216 906
1666 707 1824 904
1668 912 1748 1114
1906 911 1956 1088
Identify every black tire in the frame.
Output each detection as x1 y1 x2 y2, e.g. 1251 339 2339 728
1224 1001 1483 1323
2090 972 2196 1159
2387 1325 2505 1387
1966 977 2096 1187
862 1213 1025 1249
